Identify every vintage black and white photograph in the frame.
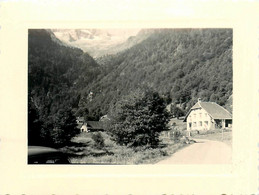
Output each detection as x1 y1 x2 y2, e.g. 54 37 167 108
28 28 233 164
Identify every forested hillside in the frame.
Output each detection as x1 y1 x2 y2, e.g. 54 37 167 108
82 29 233 116
28 29 100 146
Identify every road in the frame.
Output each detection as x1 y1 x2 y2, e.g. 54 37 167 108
157 139 232 164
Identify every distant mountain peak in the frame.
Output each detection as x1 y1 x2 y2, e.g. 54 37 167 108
51 29 142 58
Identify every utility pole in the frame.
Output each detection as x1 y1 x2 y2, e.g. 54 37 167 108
222 119 225 141
221 127 224 141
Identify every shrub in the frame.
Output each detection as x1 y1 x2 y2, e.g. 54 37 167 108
28 99 80 147
180 136 190 144
170 130 183 142
92 132 105 149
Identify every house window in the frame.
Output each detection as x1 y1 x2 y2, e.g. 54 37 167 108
205 113 207 117
204 121 208 126
193 122 196 127
193 114 196 119
199 121 202 126
189 123 192 128
199 113 202 118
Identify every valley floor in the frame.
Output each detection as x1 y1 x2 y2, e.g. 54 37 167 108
60 118 232 165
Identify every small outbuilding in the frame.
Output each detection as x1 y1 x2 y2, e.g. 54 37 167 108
77 121 104 133
85 121 104 132
79 123 88 132
183 99 232 131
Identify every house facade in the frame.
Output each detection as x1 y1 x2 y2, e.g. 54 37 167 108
80 123 88 132
183 99 232 131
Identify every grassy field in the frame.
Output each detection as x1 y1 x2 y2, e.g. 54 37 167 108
192 131 232 147
60 131 187 165
169 118 232 147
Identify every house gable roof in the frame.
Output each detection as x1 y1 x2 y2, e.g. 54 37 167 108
86 121 104 130
183 101 232 122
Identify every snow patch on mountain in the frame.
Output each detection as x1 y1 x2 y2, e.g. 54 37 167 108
52 29 141 58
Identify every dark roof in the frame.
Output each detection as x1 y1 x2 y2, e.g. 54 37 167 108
184 101 232 122
86 121 104 130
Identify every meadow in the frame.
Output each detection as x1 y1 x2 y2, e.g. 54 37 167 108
60 131 186 165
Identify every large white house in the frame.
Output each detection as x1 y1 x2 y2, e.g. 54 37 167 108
183 99 232 131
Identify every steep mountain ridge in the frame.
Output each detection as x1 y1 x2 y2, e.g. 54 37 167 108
29 29 100 91
28 29 101 145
